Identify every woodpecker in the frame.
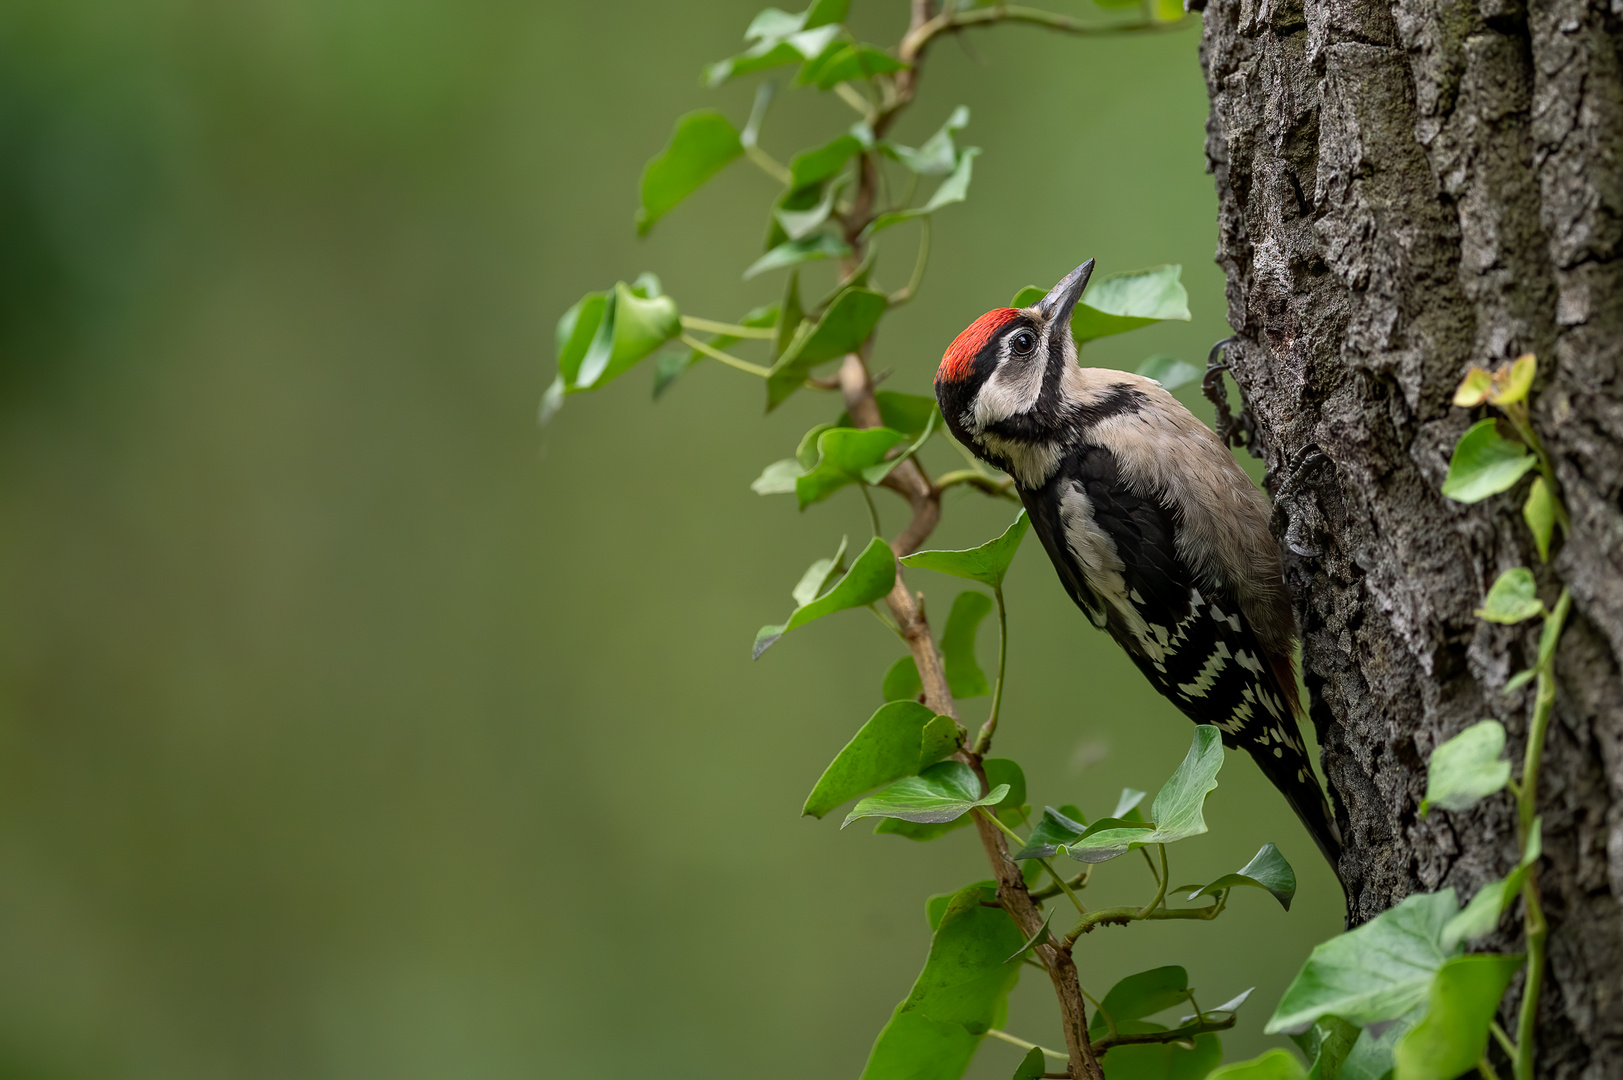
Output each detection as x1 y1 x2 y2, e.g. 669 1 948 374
934 259 1343 872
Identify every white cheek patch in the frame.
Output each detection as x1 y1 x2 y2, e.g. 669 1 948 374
971 342 1047 429
1059 483 1164 661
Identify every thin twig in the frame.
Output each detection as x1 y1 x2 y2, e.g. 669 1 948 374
679 334 771 377
680 316 776 338
986 1028 1069 1062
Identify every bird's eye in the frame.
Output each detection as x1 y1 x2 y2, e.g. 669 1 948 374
1009 329 1037 357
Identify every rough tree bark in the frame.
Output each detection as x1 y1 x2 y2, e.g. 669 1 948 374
1194 0 1622 1071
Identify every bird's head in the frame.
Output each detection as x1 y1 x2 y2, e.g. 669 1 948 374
934 259 1093 462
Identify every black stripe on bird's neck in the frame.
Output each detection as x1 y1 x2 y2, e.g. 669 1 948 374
981 382 1149 444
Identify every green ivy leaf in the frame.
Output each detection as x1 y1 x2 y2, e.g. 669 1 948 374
901 511 1030 588
1442 419 1536 503
1012 805 1088 860
701 3 848 87
1392 954 1524 1080
1011 1046 1046 1080
1113 788 1148 819
1523 476 1556 562
1289 1015 1360 1080
874 759 1024 840
1440 817 1540 951
1089 966 1189 1037
788 133 864 190
882 655 923 702
776 181 842 241
1421 720 1511 815
1005 909 1053 964
838 391 942 438
1098 1031 1222 1080
864 411 939 486
636 111 744 234
1136 354 1200 391
745 230 853 281
859 883 1023 1080
1204 1050 1307 1080
803 700 961 818
1177 842 1298 911
844 760 1008 827
882 105 969 175
1064 726 1224 860
794 427 907 507
1340 1016 1416 1080
868 147 980 235
1071 265 1191 342
1010 266 1191 343
766 286 889 408
1056 815 1154 863
813 44 907 89
942 591 993 699
754 536 896 657
775 269 804 360
1266 890 1461 1034
1475 567 1544 624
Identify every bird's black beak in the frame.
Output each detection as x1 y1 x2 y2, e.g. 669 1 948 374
1036 258 1094 328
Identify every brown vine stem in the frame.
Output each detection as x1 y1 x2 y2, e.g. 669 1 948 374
825 5 1169 1077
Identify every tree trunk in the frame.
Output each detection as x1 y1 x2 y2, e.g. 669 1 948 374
1194 0 1623 1071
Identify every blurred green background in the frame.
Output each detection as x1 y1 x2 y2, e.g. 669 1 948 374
0 2 1341 1077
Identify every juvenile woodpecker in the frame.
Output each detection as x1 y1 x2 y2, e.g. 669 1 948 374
934 259 1342 871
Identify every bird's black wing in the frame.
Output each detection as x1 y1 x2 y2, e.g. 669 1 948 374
1021 444 1342 866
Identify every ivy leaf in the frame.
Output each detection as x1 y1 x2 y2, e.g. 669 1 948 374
1004 909 1054 964
1113 788 1148 819
776 181 842 241
1496 352 1536 404
1088 966 1189 1037
1340 1016 1416 1080
745 230 853 281
1010 266 1192 343
775 269 804 360
794 426 907 507
1452 367 1494 407
813 44 907 89
874 759 1023 840
766 286 889 408
1012 805 1088 860
1066 726 1225 860
636 111 744 234
1392 954 1525 1080
701 3 848 87
882 105 969 175
901 510 1030 588
751 459 803 495
1442 419 1536 503
1098 1031 1222 1080
788 133 864 190
544 281 682 420
1056 815 1154 863
942 591 993 699
863 411 939 487
882 655 923 702
1136 354 1200 390
1178 843 1298 911
1011 1046 1047 1080
1289 1015 1360 1080
802 700 960 818
1204 1050 1306 1080
754 536 896 657
868 147 980 235
838 391 942 438
858 883 1023 1080
1071 265 1191 342
1440 818 1540 952
1266 890 1462 1034
1523 476 1556 562
1475 567 1544 624
1421 720 1511 815
844 760 1008 827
